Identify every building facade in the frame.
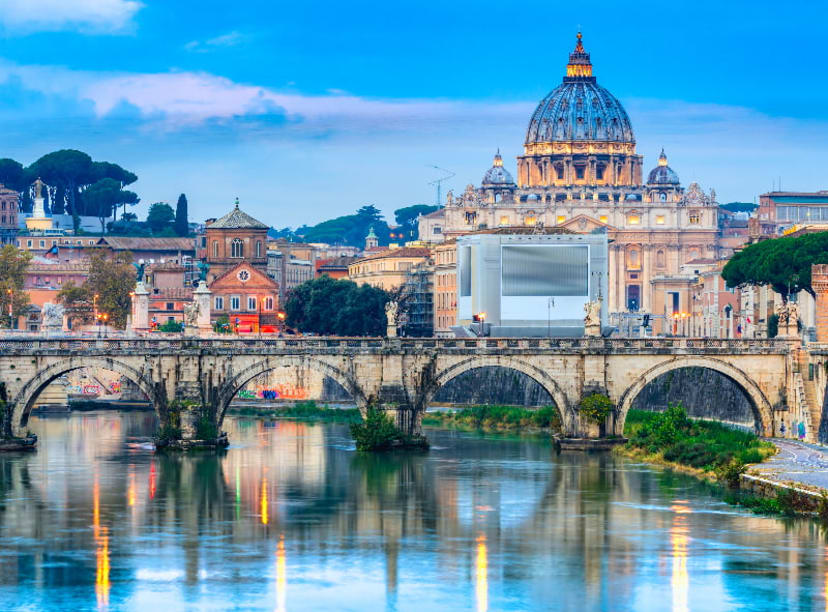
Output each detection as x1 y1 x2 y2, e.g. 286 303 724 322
756 191 828 236
419 33 719 323
0 183 19 245
348 247 431 291
433 241 458 337
209 261 280 333
204 201 269 283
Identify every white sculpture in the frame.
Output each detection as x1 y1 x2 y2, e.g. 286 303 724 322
42 302 64 329
584 300 601 327
385 301 398 326
183 300 200 326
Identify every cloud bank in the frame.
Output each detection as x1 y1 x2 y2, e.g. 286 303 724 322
0 0 143 34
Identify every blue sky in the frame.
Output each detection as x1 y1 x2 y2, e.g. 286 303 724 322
0 0 826 227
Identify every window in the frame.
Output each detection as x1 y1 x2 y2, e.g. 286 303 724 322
596 165 605 181
214 296 224 310
27 240 32 247
656 215 665 225
433 226 442 234
689 212 700 224
656 249 666 267
231 238 243 258
627 214 640 225
556 215 566 224
166 302 174 311
213 240 219 257
575 165 585 180
168 317 175 324
599 215 608 224
264 296 274 310
524 216 536 226
230 296 240 310
627 249 641 270
247 296 256 311
256 241 262 258
499 216 509 226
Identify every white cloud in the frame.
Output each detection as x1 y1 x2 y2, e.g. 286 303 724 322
0 0 143 34
185 31 247 53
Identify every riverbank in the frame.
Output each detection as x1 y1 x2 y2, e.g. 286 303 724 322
614 407 828 518
422 405 561 434
226 401 361 422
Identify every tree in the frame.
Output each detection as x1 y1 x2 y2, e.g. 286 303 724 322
56 281 94 327
285 276 389 336
29 150 93 231
84 178 139 235
146 202 175 234
58 251 136 329
0 159 26 192
722 232 828 301
90 161 138 219
0 245 32 329
174 193 189 237
720 202 758 214
394 204 440 240
301 205 392 247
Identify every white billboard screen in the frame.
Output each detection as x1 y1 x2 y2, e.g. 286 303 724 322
501 245 589 297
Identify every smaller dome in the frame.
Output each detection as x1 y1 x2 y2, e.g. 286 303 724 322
647 148 680 185
482 150 515 185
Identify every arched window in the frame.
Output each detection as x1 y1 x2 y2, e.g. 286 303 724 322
656 249 666 268
212 240 219 257
256 240 262 258
231 238 243 258
264 296 274 310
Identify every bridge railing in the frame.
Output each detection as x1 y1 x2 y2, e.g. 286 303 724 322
0 335 793 353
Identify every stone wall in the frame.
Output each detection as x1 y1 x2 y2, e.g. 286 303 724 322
432 366 554 407
630 366 755 429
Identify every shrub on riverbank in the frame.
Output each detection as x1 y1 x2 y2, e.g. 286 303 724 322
349 406 429 451
421 405 561 432
623 405 775 475
228 401 361 422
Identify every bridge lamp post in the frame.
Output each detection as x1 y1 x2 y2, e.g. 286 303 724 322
101 313 109 338
6 288 12 330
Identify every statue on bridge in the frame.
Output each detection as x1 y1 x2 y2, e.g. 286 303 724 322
776 300 800 338
183 300 200 327
584 299 602 336
385 301 399 338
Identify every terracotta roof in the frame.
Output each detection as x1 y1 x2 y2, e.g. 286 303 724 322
149 287 194 299
352 247 431 264
99 237 195 251
317 256 357 270
28 261 89 272
209 203 268 230
148 261 186 271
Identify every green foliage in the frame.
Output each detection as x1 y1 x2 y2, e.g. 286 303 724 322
624 406 775 474
714 458 747 488
158 320 183 332
394 204 440 240
300 205 391 247
229 401 362 422
0 245 32 328
349 406 428 451
146 202 175 234
58 250 135 329
195 416 218 440
0 158 27 192
213 315 232 334
174 193 189 237
285 275 389 336
722 232 828 299
422 405 561 432
84 177 139 233
768 313 779 338
579 393 614 424
157 424 182 442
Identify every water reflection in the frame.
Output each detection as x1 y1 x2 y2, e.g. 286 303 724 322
0 413 826 610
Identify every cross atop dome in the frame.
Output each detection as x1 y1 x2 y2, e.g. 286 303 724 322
566 32 593 79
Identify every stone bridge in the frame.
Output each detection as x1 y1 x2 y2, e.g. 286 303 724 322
0 336 809 442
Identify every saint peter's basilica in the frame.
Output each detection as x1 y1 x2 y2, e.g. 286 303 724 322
420 33 720 322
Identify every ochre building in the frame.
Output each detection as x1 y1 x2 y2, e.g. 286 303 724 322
420 33 720 324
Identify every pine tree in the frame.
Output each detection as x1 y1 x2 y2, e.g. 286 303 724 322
174 193 189 237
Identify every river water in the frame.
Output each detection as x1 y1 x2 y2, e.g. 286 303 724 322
1 412 827 611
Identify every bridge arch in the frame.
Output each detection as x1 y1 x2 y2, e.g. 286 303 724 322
216 355 364 425
424 356 575 433
10 356 160 436
616 356 774 436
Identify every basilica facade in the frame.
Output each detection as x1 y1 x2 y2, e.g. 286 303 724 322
420 33 720 324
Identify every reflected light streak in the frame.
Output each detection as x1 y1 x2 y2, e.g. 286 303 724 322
276 534 286 612
127 471 136 507
261 477 269 525
670 502 689 612
149 462 156 499
96 527 110 609
476 533 488 612
236 464 241 521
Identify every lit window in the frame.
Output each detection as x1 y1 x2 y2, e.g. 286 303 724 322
230 296 240 310
689 212 700 224
656 215 665 225
599 215 608 224
247 296 256 311
524 216 536 226
556 215 566 224
215 297 224 310
627 214 640 225
499 216 509 226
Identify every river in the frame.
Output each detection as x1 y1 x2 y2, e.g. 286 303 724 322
0 411 826 611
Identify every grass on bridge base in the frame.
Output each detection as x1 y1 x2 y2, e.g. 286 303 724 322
422 405 561 433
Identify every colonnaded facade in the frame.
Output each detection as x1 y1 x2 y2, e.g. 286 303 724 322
420 33 720 323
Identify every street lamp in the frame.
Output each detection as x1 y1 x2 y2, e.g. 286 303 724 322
6 288 12 330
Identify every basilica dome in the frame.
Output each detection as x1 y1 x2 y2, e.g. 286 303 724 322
524 33 635 145
647 149 680 185
482 150 515 185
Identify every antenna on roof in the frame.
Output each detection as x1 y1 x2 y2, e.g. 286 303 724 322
427 166 456 206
